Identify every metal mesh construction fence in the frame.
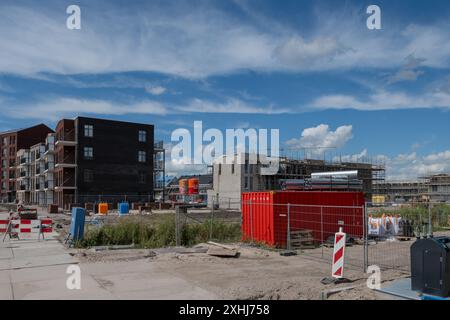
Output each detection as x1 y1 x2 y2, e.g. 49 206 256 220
365 202 450 272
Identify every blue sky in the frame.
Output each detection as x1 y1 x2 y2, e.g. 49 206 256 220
1 0 450 179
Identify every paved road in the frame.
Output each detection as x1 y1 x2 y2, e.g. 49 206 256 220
0 213 216 300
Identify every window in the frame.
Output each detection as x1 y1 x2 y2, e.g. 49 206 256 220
218 164 222 175
231 164 235 174
138 130 147 142
84 125 94 137
138 151 146 163
84 170 94 182
84 147 94 159
138 172 146 184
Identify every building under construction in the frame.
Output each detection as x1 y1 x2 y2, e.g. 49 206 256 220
376 174 450 203
207 153 386 208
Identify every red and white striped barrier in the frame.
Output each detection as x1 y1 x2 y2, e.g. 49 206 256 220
1 218 53 240
331 227 346 279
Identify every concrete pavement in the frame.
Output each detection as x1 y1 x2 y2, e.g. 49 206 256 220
0 214 216 300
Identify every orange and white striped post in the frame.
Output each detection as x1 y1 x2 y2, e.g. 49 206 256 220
332 227 346 279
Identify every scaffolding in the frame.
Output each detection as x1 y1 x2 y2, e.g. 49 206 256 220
261 150 386 199
153 141 166 201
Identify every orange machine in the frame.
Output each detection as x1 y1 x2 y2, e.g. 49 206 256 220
188 178 199 195
98 203 108 215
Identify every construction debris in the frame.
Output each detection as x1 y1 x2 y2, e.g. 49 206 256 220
207 241 240 258
280 250 297 257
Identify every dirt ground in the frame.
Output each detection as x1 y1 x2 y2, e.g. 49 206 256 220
73 243 409 300
1 205 419 300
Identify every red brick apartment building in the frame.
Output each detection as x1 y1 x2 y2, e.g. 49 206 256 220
0 124 54 203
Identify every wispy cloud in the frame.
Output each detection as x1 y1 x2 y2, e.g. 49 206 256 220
145 86 167 96
0 96 287 120
387 54 426 84
1 1 450 78
4 98 168 121
176 98 289 114
312 90 450 111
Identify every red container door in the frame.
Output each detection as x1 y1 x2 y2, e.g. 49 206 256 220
242 192 276 246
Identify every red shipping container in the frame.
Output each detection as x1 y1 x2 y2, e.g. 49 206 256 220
241 191 365 248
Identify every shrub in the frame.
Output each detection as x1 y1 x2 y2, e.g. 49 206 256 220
78 216 241 248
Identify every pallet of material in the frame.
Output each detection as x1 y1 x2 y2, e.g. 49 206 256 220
289 230 316 249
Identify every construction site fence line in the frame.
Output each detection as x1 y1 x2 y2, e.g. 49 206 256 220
241 202 364 209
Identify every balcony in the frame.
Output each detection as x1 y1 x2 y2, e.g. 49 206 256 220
55 130 77 147
55 176 76 190
55 155 76 169
17 159 30 168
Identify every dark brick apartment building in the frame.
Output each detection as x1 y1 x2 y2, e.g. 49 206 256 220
1 117 161 209
54 117 155 209
0 124 54 203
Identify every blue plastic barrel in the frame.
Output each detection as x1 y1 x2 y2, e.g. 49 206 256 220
70 207 86 241
119 202 129 215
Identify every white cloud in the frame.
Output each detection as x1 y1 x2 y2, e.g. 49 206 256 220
424 150 450 162
338 149 450 180
286 124 354 160
274 36 348 65
0 95 285 120
177 98 289 114
312 90 450 111
146 86 167 96
3 98 168 121
386 150 450 180
1 2 450 78
164 142 208 177
286 124 353 152
335 149 369 163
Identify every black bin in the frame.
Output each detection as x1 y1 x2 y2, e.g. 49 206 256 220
411 237 450 297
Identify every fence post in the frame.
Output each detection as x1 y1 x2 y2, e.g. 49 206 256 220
209 199 215 240
320 206 324 258
175 206 181 247
363 203 368 273
428 202 433 237
250 199 253 242
287 203 291 250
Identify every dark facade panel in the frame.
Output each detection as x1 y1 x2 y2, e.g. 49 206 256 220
75 117 154 198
